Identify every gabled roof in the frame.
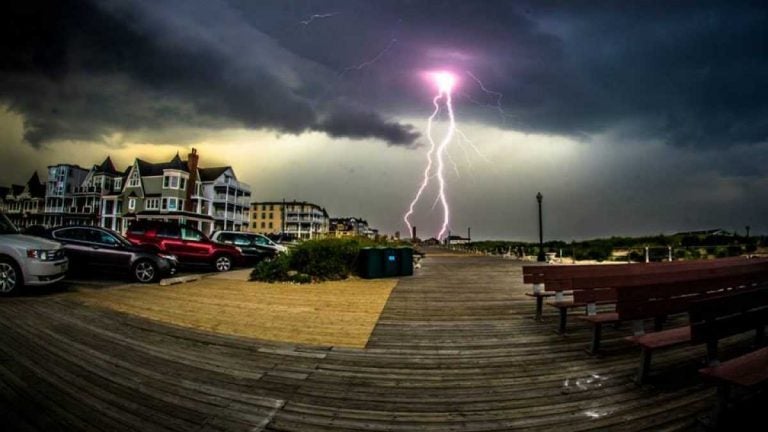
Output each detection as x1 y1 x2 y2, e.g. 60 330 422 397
198 166 231 182
26 171 45 198
0 186 9 199
11 184 25 196
135 155 189 177
94 156 121 176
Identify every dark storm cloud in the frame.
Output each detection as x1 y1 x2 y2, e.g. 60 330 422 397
2 0 767 152
0 0 417 147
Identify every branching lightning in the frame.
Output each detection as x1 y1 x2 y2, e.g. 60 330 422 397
404 71 457 241
465 71 514 123
299 12 340 25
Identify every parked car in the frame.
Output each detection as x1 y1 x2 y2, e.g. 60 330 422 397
44 226 178 283
210 231 288 263
0 212 68 295
125 221 243 272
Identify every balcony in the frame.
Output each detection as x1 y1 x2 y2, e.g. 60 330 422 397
214 211 246 222
73 186 104 195
212 179 251 194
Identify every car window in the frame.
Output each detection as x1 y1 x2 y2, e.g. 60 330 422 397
217 233 234 244
94 230 121 246
253 235 270 245
0 214 19 234
157 225 181 238
127 222 147 235
181 227 203 241
54 228 89 241
233 235 251 246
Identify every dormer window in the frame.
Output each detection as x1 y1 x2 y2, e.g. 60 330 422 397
114 178 123 191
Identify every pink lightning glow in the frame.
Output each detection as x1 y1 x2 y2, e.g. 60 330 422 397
404 70 458 241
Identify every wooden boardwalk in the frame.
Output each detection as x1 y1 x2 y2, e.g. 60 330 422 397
0 255 758 431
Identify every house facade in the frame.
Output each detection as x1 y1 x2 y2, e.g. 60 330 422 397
3 172 45 228
99 149 250 235
249 201 284 235
329 217 376 238
44 164 91 227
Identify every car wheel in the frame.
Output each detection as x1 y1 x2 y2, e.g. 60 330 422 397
0 258 22 296
214 255 232 272
133 260 158 283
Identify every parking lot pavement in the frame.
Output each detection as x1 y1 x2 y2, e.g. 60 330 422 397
60 269 211 291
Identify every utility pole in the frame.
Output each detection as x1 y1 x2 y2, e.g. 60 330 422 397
536 192 545 262
467 227 471 243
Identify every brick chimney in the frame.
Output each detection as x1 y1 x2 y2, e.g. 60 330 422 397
185 148 199 212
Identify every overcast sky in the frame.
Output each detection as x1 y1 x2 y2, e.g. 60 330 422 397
2 0 767 241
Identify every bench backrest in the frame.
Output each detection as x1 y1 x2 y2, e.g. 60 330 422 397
614 267 768 321
689 288 768 344
546 259 768 292
522 256 749 285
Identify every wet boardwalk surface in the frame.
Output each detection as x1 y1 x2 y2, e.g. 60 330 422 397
0 255 760 431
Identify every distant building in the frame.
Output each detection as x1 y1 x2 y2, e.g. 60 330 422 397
446 235 471 245
4 172 45 228
329 217 377 238
250 200 328 240
673 229 729 237
198 165 251 232
249 201 283 235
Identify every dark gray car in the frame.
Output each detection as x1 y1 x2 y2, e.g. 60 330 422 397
47 226 178 283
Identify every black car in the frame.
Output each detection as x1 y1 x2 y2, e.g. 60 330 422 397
210 231 280 264
46 226 178 283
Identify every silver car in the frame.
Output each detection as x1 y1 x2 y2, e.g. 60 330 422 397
0 213 68 295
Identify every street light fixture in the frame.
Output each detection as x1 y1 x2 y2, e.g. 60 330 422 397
536 192 545 262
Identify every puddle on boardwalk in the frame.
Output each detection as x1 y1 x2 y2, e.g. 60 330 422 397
561 373 615 419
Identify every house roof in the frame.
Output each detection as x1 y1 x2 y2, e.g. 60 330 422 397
11 184 25 196
198 167 231 182
135 155 189 177
0 186 9 199
94 156 121 176
26 172 45 198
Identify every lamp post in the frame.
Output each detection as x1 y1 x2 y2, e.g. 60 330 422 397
536 192 545 262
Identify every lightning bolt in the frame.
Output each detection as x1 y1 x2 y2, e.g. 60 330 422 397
299 12 340 25
339 38 397 76
465 71 514 123
404 72 457 241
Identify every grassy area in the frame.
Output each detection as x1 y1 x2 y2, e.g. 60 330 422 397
74 278 397 348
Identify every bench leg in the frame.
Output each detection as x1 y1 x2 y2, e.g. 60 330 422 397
653 316 666 332
756 325 766 347
705 339 719 366
636 349 652 385
535 296 544 322
589 323 602 355
558 308 568 334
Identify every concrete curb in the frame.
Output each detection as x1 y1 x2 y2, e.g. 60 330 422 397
159 274 204 286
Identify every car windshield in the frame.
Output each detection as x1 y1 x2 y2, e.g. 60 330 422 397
0 214 19 234
107 231 134 247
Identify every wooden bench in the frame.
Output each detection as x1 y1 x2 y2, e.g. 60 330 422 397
694 289 768 426
616 267 768 384
530 258 765 333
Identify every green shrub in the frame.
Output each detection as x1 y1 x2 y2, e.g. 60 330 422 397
250 254 290 282
290 238 362 281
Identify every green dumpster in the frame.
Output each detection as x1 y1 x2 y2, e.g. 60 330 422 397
358 247 384 279
383 248 400 277
398 247 414 276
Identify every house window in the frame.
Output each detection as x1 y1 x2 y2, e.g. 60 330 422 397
145 198 159 210
261 213 266 219
268 222 273 229
179 177 186 190
128 170 140 187
114 178 122 191
262 205 267 211
128 198 136 210
269 213 273 219
269 205 273 211
252 222 258 228
261 222 265 228
167 198 178 211
163 175 179 189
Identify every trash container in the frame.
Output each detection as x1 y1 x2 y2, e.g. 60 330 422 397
397 247 414 276
383 248 400 277
358 247 384 279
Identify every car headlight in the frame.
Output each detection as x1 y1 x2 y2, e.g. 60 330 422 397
27 249 59 261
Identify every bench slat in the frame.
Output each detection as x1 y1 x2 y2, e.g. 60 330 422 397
699 347 768 387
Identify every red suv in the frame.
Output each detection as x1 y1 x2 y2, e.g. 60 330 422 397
125 221 242 272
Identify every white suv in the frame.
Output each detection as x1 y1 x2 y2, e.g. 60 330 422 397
0 213 68 295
